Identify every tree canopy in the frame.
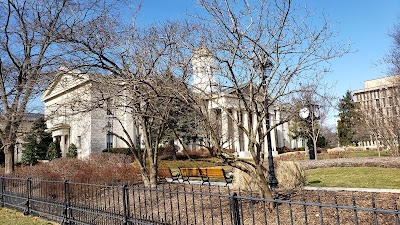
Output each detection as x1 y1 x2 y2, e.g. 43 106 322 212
337 91 356 146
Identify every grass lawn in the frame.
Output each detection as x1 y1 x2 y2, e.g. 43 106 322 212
0 208 58 225
344 150 391 158
306 167 400 189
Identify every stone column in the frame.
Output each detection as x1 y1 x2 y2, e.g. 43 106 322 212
243 111 249 152
262 117 268 153
252 113 259 146
221 109 229 149
275 110 282 147
124 109 133 148
270 112 278 156
60 135 66 157
232 110 241 153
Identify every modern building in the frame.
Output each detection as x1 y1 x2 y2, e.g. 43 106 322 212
352 75 400 147
42 50 302 158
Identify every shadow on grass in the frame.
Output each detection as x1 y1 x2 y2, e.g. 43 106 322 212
308 180 321 184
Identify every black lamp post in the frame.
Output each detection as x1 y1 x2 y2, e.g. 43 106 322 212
262 81 278 189
299 102 320 160
256 54 278 189
266 108 278 188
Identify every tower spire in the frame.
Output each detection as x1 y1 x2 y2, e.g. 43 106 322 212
191 46 216 93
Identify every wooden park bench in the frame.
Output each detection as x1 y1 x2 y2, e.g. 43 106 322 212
179 167 234 185
179 168 201 183
157 168 180 182
198 168 234 186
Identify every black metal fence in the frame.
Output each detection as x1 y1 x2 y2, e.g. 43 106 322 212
0 176 399 225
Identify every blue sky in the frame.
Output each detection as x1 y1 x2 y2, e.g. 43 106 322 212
34 1 400 126
137 0 400 125
138 0 400 93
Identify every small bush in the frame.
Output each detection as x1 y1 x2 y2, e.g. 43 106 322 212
276 151 306 161
232 161 306 192
277 146 290 154
102 148 131 155
21 135 39 166
158 145 177 160
275 161 305 190
293 147 305 152
46 141 61 160
66 143 78 158
176 148 211 159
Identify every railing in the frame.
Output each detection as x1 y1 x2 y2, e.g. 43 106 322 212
0 176 399 225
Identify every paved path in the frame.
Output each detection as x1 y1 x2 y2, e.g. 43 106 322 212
168 179 400 193
304 186 400 193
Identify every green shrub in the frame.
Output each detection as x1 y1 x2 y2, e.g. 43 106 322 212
66 143 78 158
102 148 131 154
158 145 177 160
21 135 39 166
46 141 61 160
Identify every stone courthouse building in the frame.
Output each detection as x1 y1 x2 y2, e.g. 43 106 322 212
42 50 302 158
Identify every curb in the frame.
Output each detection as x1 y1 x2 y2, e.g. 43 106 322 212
304 186 400 193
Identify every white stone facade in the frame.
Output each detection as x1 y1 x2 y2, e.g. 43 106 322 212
42 52 302 159
41 70 141 158
189 47 303 158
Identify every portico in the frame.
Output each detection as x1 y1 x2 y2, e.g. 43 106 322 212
50 123 70 157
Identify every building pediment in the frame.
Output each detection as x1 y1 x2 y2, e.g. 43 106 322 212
41 67 90 102
49 123 71 136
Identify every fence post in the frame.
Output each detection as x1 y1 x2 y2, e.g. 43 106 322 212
62 180 70 225
0 176 4 207
122 185 128 225
23 178 31 215
231 193 241 225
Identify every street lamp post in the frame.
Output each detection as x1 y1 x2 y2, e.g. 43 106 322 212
263 84 278 189
256 55 278 189
266 109 278 188
299 102 320 160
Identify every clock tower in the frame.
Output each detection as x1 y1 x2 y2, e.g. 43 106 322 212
191 46 216 93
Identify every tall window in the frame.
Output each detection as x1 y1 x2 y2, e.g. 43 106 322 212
107 98 113 115
106 132 113 150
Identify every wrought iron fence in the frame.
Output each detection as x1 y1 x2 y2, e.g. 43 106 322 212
0 176 399 225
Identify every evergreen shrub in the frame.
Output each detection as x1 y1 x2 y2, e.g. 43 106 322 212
66 143 78 158
46 141 61 160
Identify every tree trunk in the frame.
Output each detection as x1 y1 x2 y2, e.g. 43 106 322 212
254 164 273 199
4 144 15 174
313 138 318 160
149 164 158 187
142 173 151 187
376 136 381 157
254 164 275 209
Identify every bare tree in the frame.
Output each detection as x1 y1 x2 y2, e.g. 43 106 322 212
290 89 333 160
0 0 118 174
186 0 350 199
50 17 195 186
386 21 400 75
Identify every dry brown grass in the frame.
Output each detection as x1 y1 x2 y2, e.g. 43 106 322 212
12 153 141 183
232 161 306 192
